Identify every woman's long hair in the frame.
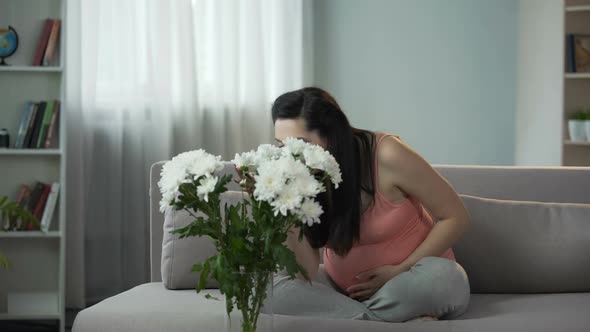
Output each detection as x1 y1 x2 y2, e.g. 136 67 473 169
271 87 376 256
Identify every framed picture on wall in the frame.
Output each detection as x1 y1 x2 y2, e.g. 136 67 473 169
574 35 590 72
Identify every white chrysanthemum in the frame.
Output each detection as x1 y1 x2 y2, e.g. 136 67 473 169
282 137 308 156
232 151 257 169
158 149 224 211
197 176 218 202
271 185 303 216
187 153 224 177
290 172 323 197
302 144 342 188
277 155 308 179
297 199 323 226
255 144 283 164
253 164 286 201
326 164 342 188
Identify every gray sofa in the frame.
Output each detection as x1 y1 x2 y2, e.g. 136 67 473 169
73 163 590 332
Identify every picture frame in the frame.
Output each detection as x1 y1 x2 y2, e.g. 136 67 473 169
574 34 590 73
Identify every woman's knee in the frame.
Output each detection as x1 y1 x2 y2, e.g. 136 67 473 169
416 257 469 287
414 257 470 312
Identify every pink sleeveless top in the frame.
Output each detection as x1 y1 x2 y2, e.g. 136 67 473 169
323 134 455 290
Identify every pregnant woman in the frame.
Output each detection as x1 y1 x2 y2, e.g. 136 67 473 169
271 87 471 322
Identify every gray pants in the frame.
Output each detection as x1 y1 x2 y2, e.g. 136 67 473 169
271 257 470 322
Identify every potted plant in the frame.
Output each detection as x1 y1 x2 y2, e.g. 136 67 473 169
159 139 341 332
0 195 38 269
568 110 587 142
0 196 38 231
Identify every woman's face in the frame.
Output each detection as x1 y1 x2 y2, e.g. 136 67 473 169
274 117 327 148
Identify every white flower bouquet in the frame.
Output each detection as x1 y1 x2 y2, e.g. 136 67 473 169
158 138 341 332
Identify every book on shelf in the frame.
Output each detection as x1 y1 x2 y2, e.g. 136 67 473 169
15 185 31 207
33 19 54 66
567 34 576 73
40 183 60 232
33 184 51 219
14 102 33 149
45 101 60 149
33 18 61 66
6 185 32 230
22 103 38 149
36 100 55 148
25 182 46 230
28 101 47 149
43 19 61 66
13 100 60 149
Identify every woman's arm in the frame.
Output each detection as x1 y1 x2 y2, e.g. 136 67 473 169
286 226 321 281
380 136 470 271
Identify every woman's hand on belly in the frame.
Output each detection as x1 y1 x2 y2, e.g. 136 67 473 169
346 264 408 301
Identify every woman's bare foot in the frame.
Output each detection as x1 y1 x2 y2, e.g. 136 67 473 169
405 315 439 322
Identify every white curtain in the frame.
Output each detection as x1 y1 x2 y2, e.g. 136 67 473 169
66 0 307 307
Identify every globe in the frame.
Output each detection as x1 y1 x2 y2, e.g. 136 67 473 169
0 26 19 65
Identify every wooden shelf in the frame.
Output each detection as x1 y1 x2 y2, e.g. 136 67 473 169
566 5 590 12
564 140 590 146
0 149 62 156
565 73 590 79
0 231 61 238
0 66 63 73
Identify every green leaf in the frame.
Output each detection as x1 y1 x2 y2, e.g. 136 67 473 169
229 237 245 251
214 255 223 280
192 263 203 272
273 244 310 281
0 251 9 269
198 259 211 291
225 296 233 316
215 174 233 193
0 196 7 207
204 293 220 301
171 216 218 240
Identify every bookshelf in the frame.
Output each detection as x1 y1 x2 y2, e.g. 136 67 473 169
0 0 67 332
564 0 590 166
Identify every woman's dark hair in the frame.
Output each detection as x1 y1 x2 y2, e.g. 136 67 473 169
271 87 376 256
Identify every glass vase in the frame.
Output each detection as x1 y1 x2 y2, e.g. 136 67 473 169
224 270 273 332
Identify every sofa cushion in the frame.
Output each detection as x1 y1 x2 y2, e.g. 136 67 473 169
72 282 590 332
456 195 590 294
451 293 590 332
161 191 247 290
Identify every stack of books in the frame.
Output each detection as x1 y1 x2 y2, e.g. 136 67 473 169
11 182 60 232
13 100 60 149
33 18 61 66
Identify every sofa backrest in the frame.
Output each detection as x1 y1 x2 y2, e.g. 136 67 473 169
150 162 590 293
150 161 241 283
434 165 590 204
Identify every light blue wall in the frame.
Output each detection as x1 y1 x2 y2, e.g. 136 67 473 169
313 0 518 165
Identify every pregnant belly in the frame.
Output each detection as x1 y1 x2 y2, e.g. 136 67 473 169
324 221 430 290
